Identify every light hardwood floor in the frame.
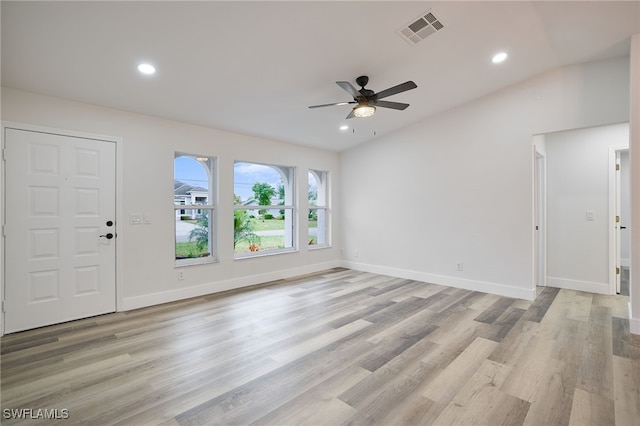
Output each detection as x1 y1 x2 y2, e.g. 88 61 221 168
1 268 639 425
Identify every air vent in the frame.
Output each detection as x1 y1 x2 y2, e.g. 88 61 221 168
397 9 445 46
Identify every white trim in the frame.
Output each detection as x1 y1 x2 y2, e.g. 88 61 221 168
547 276 610 295
341 260 537 301
234 247 298 260
0 121 123 335
609 145 628 295
533 144 547 289
122 260 341 311
235 205 295 210
2 121 119 143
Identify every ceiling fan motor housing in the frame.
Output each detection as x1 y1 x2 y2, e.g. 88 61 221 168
355 75 369 88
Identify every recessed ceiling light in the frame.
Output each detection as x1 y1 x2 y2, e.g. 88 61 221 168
340 125 349 131
491 52 508 64
137 63 156 75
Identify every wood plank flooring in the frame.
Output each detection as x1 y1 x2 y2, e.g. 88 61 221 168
1 268 639 425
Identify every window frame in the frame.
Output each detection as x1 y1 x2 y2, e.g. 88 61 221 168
174 153 218 267
233 161 297 259
308 169 330 249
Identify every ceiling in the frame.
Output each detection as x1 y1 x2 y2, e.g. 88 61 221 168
2 1 639 152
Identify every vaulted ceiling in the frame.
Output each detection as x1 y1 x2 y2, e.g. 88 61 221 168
2 1 639 151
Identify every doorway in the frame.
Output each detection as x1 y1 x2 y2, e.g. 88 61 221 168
3 127 117 333
542 123 629 295
611 148 631 295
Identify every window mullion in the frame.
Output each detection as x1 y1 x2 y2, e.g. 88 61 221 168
235 205 293 210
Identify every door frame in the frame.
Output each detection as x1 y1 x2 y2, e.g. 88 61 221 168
1 122 123 335
609 145 628 295
534 149 547 288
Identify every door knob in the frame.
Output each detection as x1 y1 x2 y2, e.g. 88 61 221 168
99 233 114 239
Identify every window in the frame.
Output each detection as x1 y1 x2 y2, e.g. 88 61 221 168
308 170 329 247
234 162 295 257
174 154 217 265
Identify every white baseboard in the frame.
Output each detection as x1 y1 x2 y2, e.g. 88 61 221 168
546 276 611 295
121 260 341 311
341 260 536 300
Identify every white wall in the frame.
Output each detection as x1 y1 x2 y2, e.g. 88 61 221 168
340 57 631 300
545 123 629 294
1 88 341 311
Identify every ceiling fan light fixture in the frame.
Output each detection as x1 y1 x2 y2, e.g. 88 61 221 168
353 104 376 118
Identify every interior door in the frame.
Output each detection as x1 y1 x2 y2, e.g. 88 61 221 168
4 128 116 333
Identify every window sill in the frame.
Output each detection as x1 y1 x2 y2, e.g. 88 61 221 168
175 256 218 267
234 247 297 260
308 244 331 251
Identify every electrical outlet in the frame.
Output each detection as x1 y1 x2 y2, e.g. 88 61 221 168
177 271 184 280
456 262 463 271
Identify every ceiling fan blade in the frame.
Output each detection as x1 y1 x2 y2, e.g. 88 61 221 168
336 81 361 99
374 81 417 100
308 101 356 109
345 109 356 119
374 100 410 110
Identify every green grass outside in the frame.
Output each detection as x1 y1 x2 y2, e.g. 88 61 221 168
175 241 208 258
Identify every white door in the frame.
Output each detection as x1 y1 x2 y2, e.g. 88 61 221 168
4 128 116 333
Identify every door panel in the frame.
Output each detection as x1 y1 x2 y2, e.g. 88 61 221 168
4 128 116 333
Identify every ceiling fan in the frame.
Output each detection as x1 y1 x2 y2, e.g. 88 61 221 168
309 75 417 119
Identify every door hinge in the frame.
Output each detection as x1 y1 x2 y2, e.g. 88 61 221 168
1 148 6 161
616 267 620 275
616 163 620 171
1 300 5 313
616 215 620 223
